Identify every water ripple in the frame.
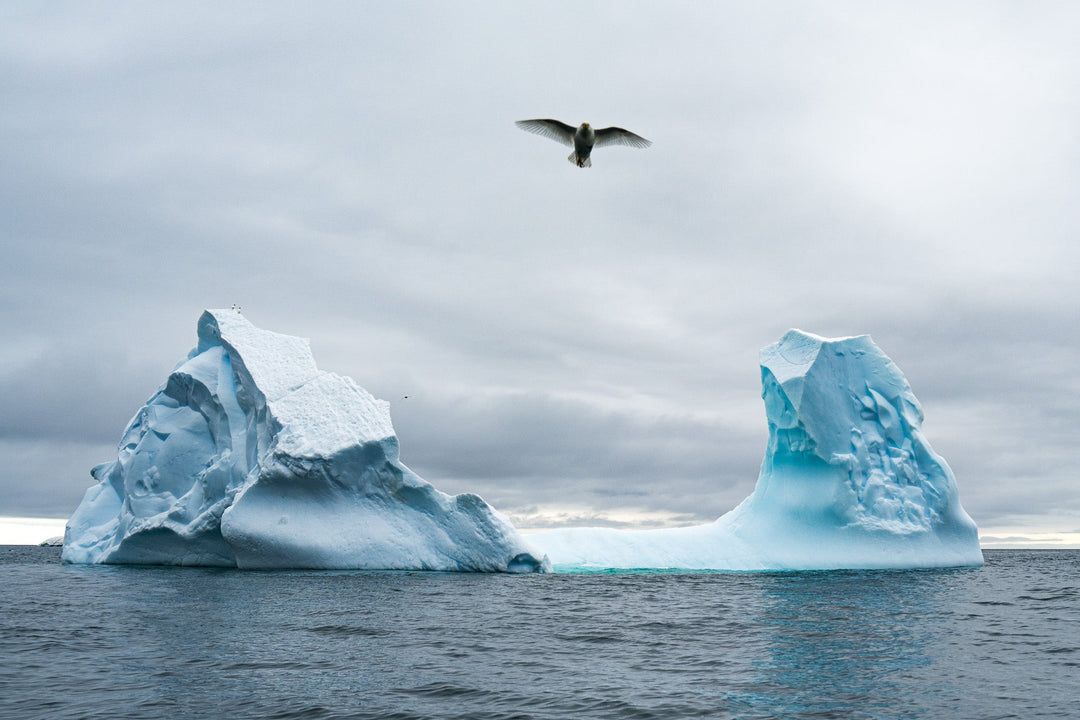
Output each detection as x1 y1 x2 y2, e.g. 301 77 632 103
2 547 1078 719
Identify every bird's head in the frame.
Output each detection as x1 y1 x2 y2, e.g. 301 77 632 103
581 121 590 129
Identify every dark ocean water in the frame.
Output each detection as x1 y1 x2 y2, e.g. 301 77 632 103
1 548 1077 720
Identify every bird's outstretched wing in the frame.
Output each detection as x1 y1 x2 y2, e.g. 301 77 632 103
515 119 576 147
594 126 652 149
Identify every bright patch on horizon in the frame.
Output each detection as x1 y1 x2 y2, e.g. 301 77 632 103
0 517 66 545
979 529 1080 549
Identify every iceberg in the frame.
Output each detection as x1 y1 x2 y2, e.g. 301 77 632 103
62 310 550 572
530 330 983 570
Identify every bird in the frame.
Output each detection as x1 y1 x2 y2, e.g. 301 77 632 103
515 119 651 167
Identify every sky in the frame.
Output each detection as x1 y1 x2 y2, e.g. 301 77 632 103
1 2 1078 547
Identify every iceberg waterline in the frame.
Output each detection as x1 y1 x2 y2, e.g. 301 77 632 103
62 310 550 572
63 313 981 571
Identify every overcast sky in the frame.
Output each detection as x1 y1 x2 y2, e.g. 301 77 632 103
1 2 1078 547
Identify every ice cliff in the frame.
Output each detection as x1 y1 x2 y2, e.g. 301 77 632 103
62 310 550 572
530 330 983 570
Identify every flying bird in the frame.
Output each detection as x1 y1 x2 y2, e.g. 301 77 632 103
515 119 652 167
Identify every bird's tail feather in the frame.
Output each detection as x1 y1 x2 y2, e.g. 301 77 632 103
567 152 592 168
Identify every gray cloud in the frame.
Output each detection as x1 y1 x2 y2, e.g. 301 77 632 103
1 3 1078 540
392 388 765 521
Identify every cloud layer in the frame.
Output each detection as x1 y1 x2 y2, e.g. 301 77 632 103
2 3 1078 541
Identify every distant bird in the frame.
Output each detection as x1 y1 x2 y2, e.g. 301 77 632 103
515 119 651 167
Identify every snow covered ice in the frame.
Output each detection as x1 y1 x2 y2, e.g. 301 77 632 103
530 330 983 570
62 310 550 572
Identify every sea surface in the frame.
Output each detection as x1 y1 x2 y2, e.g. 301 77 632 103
1 548 1077 720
